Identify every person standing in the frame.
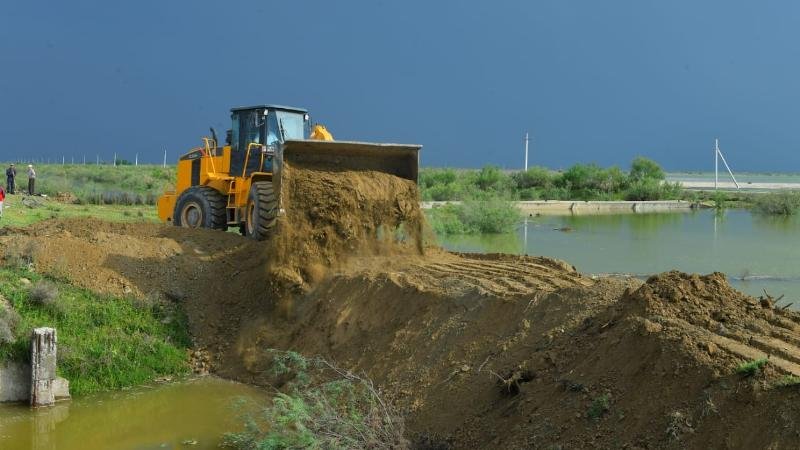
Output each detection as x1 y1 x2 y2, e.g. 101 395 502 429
5 164 16 194
27 164 36 195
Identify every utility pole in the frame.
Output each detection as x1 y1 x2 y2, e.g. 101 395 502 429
714 138 740 190
113 153 117 167
83 155 86 165
714 138 719 190
163 148 167 168
524 132 529 171
135 153 138 166
96 155 99 165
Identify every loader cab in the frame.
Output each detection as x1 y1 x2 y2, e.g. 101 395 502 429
229 105 311 176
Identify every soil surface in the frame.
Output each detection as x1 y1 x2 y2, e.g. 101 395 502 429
2 163 800 450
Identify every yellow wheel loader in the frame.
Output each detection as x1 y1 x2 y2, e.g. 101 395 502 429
157 104 420 240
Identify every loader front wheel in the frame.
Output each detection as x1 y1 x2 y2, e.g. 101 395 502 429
173 186 227 230
244 181 278 240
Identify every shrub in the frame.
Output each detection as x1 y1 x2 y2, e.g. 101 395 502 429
0 303 20 345
588 394 610 419
511 166 555 190
223 350 408 450
752 191 800 216
459 199 520 233
424 200 520 235
629 156 665 182
28 281 59 307
736 358 768 377
625 180 682 201
557 164 628 197
474 165 508 191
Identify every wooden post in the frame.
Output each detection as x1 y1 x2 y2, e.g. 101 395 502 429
30 327 57 407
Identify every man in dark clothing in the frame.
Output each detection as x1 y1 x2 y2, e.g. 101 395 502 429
5 164 16 194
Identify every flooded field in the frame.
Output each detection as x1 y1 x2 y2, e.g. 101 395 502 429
440 209 800 307
0 377 265 450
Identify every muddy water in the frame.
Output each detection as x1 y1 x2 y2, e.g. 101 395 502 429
439 209 800 307
0 377 265 450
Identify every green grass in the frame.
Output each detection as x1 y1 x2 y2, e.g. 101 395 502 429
0 267 190 395
735 358 769 377
0 194 158 227
774 375 800 388
7 164 175 205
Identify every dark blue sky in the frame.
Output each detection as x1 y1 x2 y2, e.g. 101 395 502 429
2 1 799 171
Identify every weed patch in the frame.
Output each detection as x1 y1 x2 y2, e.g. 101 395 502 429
223 349 408 450
0 267 190 395
735 358 769 377
587 394 610 419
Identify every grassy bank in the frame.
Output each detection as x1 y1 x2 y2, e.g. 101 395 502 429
8 164 175 205
0 194 158 227
0 267 190 395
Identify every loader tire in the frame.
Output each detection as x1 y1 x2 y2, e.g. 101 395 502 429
244 181 277 240
173 186 227 230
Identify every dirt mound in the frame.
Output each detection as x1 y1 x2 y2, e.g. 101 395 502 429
267 163 424 286
3 219 800 449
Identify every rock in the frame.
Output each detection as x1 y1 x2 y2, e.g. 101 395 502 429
699 341 717 355
19 278 31 286
640 319 663 334
52 377 70 400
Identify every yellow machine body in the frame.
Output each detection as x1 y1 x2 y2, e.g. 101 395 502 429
158 105 420 240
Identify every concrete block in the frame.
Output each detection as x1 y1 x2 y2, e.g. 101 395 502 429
0 362 31 402
30 327 57 407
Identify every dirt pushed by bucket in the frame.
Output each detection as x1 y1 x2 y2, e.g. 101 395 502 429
267 161 425 286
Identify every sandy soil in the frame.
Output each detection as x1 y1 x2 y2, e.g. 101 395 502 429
2 218 799 449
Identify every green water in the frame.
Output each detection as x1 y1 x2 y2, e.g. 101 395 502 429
0 377 265 449
440 209 800 307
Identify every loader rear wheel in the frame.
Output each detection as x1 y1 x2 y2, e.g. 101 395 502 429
173 186 227 230
244 181 277 240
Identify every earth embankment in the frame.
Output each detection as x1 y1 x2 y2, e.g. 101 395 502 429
2 218 800 449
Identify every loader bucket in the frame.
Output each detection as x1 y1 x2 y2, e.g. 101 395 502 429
278 140 421 183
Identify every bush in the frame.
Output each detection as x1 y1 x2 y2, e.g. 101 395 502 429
629 156 665 182
0 302 20 345
28 281 59 307
425 199 520 235
624 180 682 201
511 166 554 190
557 164 628 198
460 200 520 233
223 350 407 450
736 358 768 377
752 191 800 216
